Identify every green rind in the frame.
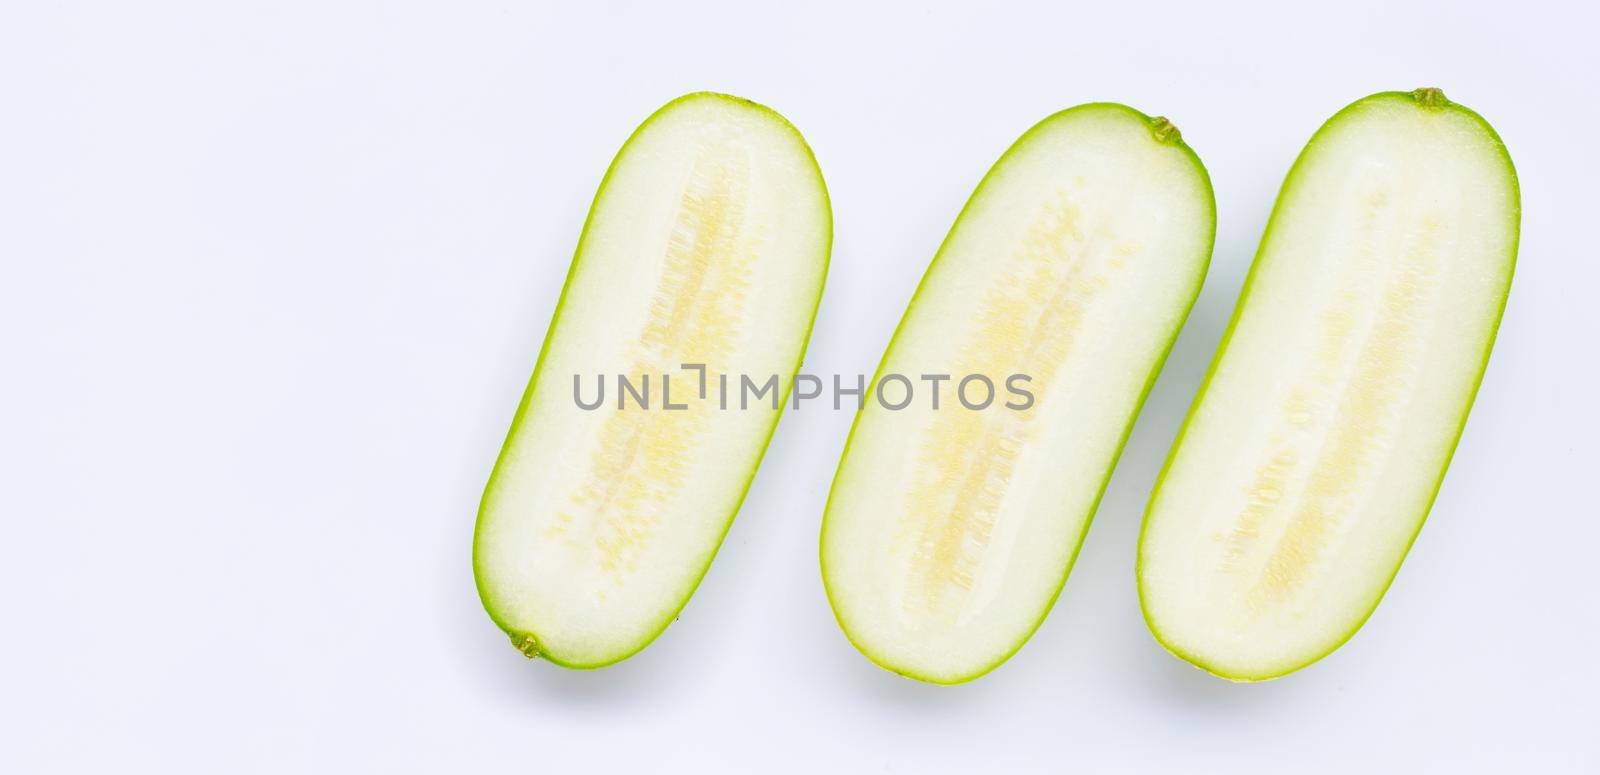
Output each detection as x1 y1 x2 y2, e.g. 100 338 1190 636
819 103 1217 685
1134 89 1521 682
472 91 833 669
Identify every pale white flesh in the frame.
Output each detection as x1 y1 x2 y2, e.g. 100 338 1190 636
822 105 1214 683
1138 92 1519 680
475 94 829 667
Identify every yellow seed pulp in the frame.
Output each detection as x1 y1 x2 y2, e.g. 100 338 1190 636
546 143 757 593
1220 179 1443 611
894 191 1140 627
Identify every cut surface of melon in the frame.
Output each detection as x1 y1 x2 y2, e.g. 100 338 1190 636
821 104 1215 684
1137 90 1519 681
474 93 830 668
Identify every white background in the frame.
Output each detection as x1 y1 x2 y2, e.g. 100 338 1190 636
4 1 1596 772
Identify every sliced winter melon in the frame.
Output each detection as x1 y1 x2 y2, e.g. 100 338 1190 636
474 93 830 668
821 104 1216 684
1137 89 1520 681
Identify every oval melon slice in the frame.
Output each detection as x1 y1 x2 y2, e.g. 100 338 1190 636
821 104 1216 684
474 93 831 668
1137 89 1520 681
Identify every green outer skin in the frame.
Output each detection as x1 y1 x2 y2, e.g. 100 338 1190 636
819 103 1217 685
1135 89 1521 682
472 92 833 669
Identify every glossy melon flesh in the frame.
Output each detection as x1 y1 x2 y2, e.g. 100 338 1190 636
1138 90 1519 681
822 104 1215 684
475 93 830 668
